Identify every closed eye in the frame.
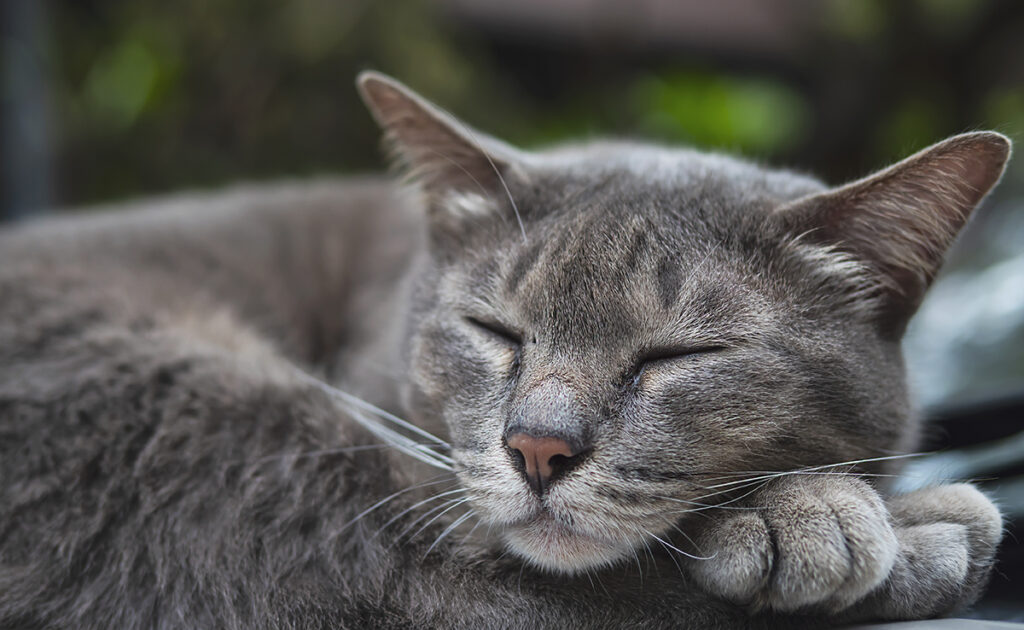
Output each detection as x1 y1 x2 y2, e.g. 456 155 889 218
465 316 522 346
639 345 725 365
629 345 725 383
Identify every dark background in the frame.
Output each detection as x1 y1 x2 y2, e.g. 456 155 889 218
5 0 1024 214
3 0 1024 620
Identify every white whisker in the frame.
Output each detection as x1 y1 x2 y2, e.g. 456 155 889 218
335 476 453 535
372 487 467 539
424 509 476 557
289 366 454 471
404 497 473 545
699 470 901 482
657 515 706 558
702 453 925 490
682 477 773 505
459 515 485 547
643 528 716 561
435 106 527 242
255 442 444 464
652 532 686 579
631 546 644 584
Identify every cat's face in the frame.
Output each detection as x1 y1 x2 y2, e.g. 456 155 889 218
403 150 905 571
358 72 1011 573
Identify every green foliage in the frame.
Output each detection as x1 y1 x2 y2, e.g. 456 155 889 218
629 72 809 155
39 0 1022 207
873 97 950 163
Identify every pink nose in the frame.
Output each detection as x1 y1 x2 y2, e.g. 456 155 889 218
505 433 581 495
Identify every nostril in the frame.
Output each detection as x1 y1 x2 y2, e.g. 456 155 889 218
547 449 589 477
547 452 571 474
509 445 526 473
504 432 589 495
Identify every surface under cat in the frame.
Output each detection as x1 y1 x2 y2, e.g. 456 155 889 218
0 72 1012 629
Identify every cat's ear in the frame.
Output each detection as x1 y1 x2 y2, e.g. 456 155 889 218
774 131 1011 335
356 71 521 200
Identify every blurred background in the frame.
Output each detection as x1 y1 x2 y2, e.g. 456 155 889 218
2 0 1024 620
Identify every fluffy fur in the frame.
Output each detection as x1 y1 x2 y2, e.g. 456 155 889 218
0 72 1012 628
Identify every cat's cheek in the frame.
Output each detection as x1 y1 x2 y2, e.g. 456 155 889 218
626 364 709 421
459 473 537 526
409 321 509 406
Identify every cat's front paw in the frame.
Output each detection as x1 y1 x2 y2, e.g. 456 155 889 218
864 483 1002 619
686 475 899 613
685 478 1003 620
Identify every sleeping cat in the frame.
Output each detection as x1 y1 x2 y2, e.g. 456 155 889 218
0 71 1011 629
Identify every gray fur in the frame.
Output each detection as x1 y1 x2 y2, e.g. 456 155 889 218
0 71 1011 628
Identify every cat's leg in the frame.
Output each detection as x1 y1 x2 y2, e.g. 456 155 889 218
684 476 1002 621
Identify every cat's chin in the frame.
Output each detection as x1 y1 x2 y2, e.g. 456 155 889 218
502 513 635 574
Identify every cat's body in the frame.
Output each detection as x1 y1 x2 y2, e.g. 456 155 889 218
0 73 1011 629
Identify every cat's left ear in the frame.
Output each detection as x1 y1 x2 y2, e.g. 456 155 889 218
357 71 523 202
773 131 1011 335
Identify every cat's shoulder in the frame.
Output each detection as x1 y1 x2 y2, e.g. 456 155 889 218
0 176 419 262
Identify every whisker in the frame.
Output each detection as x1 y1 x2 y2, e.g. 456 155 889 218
698 470 901 483
424 509 477 557
291 368 454 471
641 536 659 578
459 515 485 547
593 568 610 598
335 476 454 535
371 487 467 539
679 243 721 295
630 546 644 585
291 367 451 450
255 442 445 464
681 477 773 506
654 495 761 511
657 514 707 558
399 496 472 544
702 453 925 490
652 532 686 580
343 405 453 470
425 147 499 204
434 106 527 242
655 480 774 521
392 496 466 543
657 458 919 518
643 528 716 561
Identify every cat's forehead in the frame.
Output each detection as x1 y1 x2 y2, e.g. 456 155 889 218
446 143 825 349
499 143 826 291
460 201 771 354
526 141 824 206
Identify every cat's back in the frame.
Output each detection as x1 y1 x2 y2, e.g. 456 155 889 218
0 176 422 364
0 175 419 266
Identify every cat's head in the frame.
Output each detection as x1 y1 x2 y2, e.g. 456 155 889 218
357 72 1011 573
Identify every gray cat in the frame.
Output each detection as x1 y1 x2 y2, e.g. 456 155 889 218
0 71 1011 629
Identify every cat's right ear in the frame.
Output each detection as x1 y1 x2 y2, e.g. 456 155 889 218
772 131 1011 337
357 71 523 206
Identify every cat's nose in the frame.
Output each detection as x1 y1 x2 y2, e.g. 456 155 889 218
504 433 585 496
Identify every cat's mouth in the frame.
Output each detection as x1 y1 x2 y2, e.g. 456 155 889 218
454 452 656 573
501 508 640 574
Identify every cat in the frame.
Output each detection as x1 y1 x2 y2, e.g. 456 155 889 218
0 70 1011 629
